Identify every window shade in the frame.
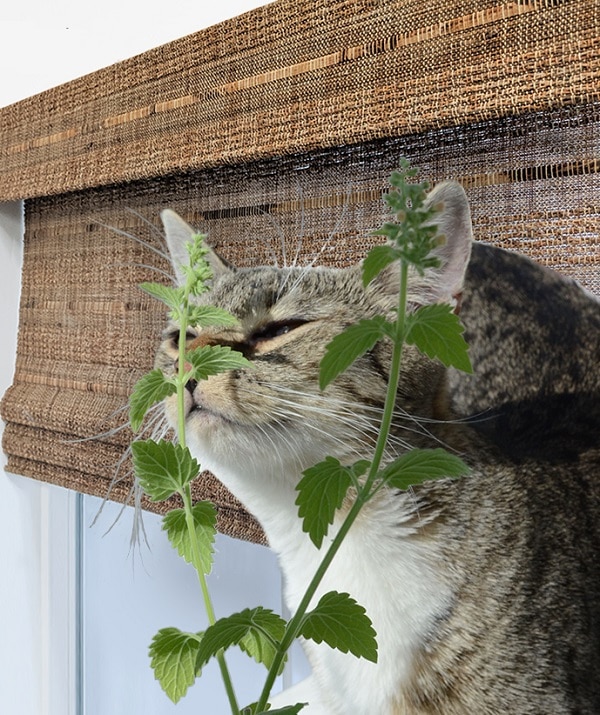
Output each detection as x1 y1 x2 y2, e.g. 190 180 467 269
1 0 599 544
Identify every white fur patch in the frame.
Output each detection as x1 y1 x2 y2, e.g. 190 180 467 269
189 435 450 714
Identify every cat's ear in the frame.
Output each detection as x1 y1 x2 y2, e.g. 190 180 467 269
160 209 233 287
369 181 472 308
421 181 473 304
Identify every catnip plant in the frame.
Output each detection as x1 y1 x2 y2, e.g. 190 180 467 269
128 161 472 714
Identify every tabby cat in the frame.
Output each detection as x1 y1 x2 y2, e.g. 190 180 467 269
156 182 600 714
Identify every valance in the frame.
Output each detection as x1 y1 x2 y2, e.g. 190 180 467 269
1 0 599 543
1 0 598 202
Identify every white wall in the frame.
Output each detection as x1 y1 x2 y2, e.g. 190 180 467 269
0 2 313 713
1 1 272 108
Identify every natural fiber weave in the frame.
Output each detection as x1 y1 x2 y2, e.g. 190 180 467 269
1 0 599 543
2 103 599 542
0 0 599 201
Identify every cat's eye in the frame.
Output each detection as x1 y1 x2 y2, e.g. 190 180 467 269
248 319 307 346
164 328 197 348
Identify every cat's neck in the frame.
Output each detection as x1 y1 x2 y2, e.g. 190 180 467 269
200 454 308 556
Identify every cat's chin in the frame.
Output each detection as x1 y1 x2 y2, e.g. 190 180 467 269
185 404 233 430
184 423 328 490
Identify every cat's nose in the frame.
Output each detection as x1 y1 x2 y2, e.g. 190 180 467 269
185 378 198 396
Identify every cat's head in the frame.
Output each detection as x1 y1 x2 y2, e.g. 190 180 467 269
155 182 472 488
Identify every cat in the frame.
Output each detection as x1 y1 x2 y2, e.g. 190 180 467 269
156 182 600 714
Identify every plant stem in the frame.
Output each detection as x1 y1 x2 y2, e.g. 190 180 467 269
181 484 240 715
363 260 408 491
176 290 240 715
254 493 365 711
254 261 411 712
177 320 189 450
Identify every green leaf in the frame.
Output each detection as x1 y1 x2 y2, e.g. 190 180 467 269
186 305 240 329
162 503 217 575
242 704 307 715
295 457 356 549
187 344 252 381
319 317 394 390
149 627 203 704
129 369 176 432
139 282 183 311
195 608 287 673
379 447 469 491
131 439 200 502
361 244 399 287
405 304 472 373
299 591 377 663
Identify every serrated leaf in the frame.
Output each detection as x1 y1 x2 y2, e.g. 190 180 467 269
129 369 176 432
299 591 377 663
362 244 399 286
405 304 472 373
379 448 469 491
162 502 217 574
187 305 240 328
295 457 354 549
187 344 252 381
139 282 183 311
242 704 307 715
149 627 203 704
319 317 394 390
351 459 371 478
196 608 287 673
132 439 200 502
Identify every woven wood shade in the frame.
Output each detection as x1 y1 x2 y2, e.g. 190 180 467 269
1 0 598 201
1 0 599 543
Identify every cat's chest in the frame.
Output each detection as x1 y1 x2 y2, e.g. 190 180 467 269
271 498 452 714
200 459 453 713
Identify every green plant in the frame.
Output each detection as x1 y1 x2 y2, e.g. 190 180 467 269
128 160 472 714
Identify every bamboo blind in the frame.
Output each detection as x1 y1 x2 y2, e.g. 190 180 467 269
1 0 599 543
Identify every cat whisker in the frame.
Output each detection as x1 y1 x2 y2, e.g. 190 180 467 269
266 382 471 434
123 207 168 242
107 261 175 281
73 398 168 447
268 405 370 456
236 387 408 463
249 390 394 447
62 401 134 444
63 421 130 444
94 220 171 266
458 408 499 426
237 384 423 459
91 451 134 529
93 404 170 549
236 386 375 433
288 182 306 270
249 205 287 269
238 386 383 437
282 185 354 296
255 419 306 475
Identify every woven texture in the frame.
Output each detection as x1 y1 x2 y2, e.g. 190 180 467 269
0 0 599 201
1 0 599 543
